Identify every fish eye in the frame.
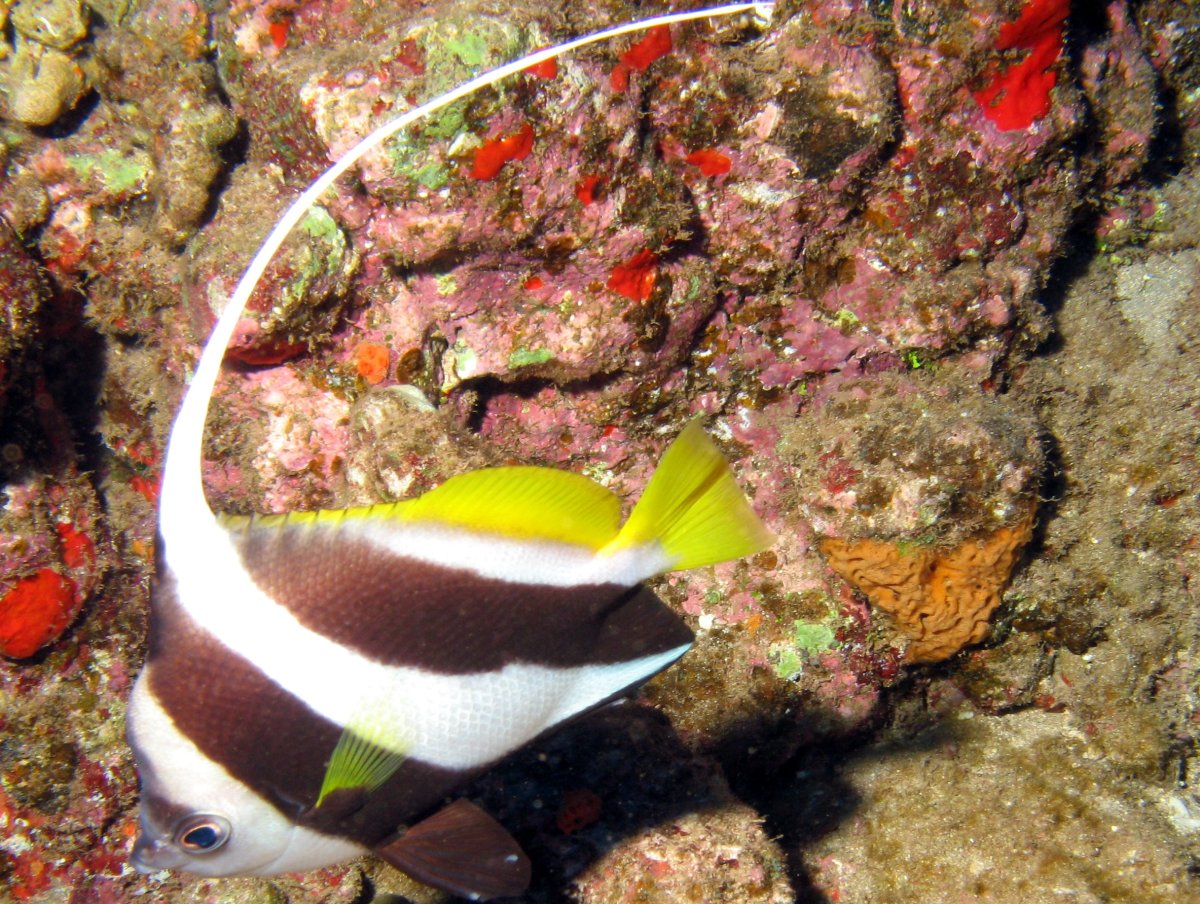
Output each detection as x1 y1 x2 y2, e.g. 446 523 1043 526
174 814 232 854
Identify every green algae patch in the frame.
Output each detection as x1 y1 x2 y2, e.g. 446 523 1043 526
381 17 534 188
299 206 339 241
435 273 458 296
270 204 356 312
420 19 526 93
385 130 457 187
65 149 150 196
507 346 553 369
411 160 450 190
792 620 837 652
770 618 838 680
296 206 350 274
834 308 860 333
445 32 489 68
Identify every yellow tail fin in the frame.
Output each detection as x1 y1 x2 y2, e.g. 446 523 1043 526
610 421 774 571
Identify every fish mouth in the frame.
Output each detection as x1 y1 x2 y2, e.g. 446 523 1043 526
130 833 188 873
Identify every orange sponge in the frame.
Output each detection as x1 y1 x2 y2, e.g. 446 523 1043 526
820 512 1034 663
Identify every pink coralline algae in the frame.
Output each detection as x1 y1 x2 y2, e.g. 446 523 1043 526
0 0 1180 899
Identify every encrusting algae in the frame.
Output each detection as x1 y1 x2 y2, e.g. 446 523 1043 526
820 509 1036 662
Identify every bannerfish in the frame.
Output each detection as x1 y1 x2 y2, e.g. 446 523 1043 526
125 3 775 901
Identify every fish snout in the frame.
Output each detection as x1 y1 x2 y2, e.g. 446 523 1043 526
130 831 188 873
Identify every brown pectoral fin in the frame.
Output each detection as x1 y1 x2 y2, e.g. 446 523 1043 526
308 786 369 822
376 799 531 901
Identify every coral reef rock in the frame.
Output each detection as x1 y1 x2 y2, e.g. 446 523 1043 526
4 0 1200 900
783 374 1044 661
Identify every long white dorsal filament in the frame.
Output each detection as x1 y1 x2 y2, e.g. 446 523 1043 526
157 2 776 539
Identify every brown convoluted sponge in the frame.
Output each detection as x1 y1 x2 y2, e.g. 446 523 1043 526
819 511 1035 663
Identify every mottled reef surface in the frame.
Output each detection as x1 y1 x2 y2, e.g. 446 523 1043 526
2 0 1200 902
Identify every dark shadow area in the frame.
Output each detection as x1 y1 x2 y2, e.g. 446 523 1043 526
192 117 251 236
741 742 868 904
1034 212 1098 329
1138 76 1187 186
458 368 632 435
36 292 108 476
1067 0 1186 188
28 88 100 140
715 713 870 903
1029 427 1067 550
456 703 794 903
0 278 108 664
1035 0 1200 319
0 283 106 485
1031 0 1185 332
424 686 951 902
730 684 993 903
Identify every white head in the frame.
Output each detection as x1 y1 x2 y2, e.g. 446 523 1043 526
126 669 365 876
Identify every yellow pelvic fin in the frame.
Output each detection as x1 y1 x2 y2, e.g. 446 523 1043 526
608 421 774 571
316 706 409 807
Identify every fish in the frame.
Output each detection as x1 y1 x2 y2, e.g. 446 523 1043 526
127 420 771 898
125 4 775 901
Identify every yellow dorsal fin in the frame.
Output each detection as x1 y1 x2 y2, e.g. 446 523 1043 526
219 467 622 549
608 420 774 571
375 466 624 549
217 508 353 532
